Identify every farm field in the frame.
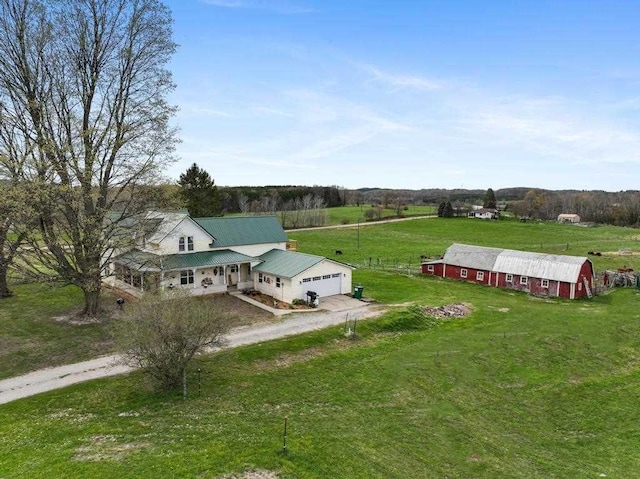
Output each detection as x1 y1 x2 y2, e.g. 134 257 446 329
323 204 435 226
1 279 640 477
2 217 640 477
290 216 640 272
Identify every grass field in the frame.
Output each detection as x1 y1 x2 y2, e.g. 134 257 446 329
324 204 435 226
2 217 640 477
290 216 640 272
1 278 639 478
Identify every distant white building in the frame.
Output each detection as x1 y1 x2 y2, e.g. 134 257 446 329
468 208 499 220
557 214 581 224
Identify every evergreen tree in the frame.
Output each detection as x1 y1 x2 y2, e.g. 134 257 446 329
443 200 454 217
178 164 221 217
484 188 497 209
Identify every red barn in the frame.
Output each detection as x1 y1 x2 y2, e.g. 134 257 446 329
422 243 594 299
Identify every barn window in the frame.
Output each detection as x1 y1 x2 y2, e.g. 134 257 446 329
476 271 484 281
506 274 513 282
461 269 468 278
427 265 434 272
541 279 549 288
520 276 528 285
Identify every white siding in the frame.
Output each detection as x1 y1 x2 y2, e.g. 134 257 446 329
155 218 213 255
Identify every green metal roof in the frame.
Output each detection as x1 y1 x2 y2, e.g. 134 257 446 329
253 249 325 278
163 250 259 270
194 216 288 248
113 249 259 271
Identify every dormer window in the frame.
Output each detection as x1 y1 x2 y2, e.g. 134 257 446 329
178 236 194 252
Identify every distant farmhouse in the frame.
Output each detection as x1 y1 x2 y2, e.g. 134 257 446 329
468 208 499 220
422 243 594 299
106 211 354 304
557 214 581 224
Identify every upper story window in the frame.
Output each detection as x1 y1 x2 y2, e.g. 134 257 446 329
178 236 194 252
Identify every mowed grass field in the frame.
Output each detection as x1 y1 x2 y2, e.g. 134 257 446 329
290 216 640 272
324 204 435 226
2 217 640 477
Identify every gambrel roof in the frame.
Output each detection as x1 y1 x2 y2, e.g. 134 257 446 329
434 243 591 283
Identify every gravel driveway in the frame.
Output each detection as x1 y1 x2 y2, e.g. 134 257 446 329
0 304 385 405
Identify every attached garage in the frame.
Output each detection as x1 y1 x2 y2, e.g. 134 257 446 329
253 249 354 304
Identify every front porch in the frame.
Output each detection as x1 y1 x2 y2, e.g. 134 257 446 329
109 248 259 296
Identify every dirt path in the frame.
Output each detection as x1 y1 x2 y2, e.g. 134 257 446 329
0 305 385 405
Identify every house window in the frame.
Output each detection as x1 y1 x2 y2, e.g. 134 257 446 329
302 278 311 283
230 265 238 273
332 273 341 278
276 277 281 288
180 270 194 285
258 273 263 283
506 274 513 282
427 265 434 272
520 276 528 285
461 269 468 278
323 275 331 279
178 236 194 252
541 279 549 288
313 276 321 281
477 271 484 281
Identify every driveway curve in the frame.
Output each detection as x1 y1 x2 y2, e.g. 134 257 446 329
0 305 385 405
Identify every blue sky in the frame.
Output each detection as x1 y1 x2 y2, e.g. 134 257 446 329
165 0 640 191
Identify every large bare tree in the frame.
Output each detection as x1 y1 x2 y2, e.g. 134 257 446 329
0 0 178 315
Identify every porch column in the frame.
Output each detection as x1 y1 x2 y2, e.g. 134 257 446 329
237 263 242 282
223 266 227 285
192 268 197 289
160 271 165 291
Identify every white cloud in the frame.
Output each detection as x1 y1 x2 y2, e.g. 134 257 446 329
363 65 444 91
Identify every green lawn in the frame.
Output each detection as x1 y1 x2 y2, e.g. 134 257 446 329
324 204 435 226
2 217 640 477
290 216 640 272
1 280 639 478
0 283 116 379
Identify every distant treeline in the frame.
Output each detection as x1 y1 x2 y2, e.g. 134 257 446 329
219 185 346 213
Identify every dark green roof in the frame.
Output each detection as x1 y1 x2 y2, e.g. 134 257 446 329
163 250 258 270
253 249 325 278
113 249 258 271
194 216 288 248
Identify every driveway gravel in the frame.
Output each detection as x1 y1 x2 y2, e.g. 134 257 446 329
0 304 385 405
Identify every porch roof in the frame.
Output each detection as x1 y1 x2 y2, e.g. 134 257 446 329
113 249 260 272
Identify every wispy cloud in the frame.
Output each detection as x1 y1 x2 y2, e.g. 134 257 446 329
363 65 444 91
201 0 313 14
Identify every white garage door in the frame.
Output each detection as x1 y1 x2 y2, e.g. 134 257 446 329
304 273 342 297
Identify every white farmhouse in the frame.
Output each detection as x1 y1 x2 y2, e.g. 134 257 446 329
107 211 354 303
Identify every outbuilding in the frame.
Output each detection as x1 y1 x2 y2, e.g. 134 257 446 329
422 243 594 299
557 214 581 223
